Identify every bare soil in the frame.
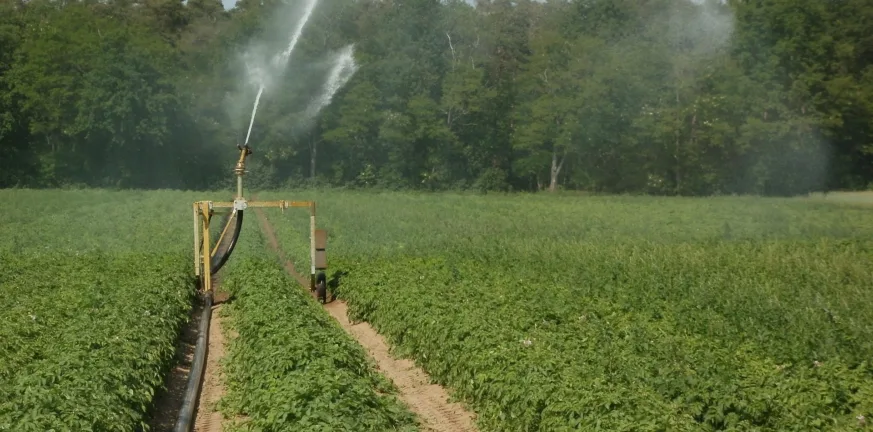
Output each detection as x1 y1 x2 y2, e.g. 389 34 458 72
193 299 228 432
324 300 478 432
254 208 478 432
146 286 231 432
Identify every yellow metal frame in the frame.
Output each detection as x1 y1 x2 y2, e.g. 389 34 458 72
192 145 323 293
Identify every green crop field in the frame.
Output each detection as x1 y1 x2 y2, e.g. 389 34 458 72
214 216 420 431
2 189 873 431
0 189 420 431
263 190 873 431
0 190 200 431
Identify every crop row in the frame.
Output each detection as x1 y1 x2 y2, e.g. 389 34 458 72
339 252 873 431
0 189 205 254
214 223 420 431
262 190 873 431
0 189 205 430
0 251 193 431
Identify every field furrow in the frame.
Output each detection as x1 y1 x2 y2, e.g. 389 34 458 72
214 219 421 431
262 190 873 431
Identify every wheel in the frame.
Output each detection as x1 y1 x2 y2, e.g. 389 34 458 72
316 281 327 304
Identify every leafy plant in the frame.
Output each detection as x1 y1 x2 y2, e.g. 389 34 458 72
263 190 873 431
0 189 211 431
0 251 193 431
216 227 420 431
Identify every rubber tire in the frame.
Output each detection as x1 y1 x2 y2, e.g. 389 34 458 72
316 281 327 304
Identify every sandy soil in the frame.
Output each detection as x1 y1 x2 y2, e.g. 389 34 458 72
193 300 228 432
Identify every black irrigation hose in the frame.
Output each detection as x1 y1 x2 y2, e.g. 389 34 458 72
173 290 213 432
210 209 244 275
173 205 240 430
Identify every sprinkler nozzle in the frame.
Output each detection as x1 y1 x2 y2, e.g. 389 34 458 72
234 144 252 176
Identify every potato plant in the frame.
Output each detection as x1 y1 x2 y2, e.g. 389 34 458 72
263 190 873 431
0 189 206 431
216 227 420 431
0 251 193 431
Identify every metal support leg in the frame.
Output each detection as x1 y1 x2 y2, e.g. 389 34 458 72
201 202 212 293
310 202 316 291
193 203 200 277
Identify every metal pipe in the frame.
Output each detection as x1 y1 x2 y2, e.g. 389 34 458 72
206 200 312 209
173 290 213 432
193 203 200 277
309 202 316 289
234 145 251 200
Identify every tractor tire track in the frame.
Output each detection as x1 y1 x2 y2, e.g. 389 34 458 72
254 208 478 432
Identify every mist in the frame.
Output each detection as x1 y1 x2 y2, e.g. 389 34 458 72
222 0 356 150
2 0 865 193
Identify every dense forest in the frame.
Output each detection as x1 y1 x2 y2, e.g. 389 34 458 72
0 0 871 195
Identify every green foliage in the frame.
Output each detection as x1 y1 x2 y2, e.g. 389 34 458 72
2 0 873 195
263 190 873 431
0 251 193 431
0 189 219 431
216 228 420 431
0 188 423 430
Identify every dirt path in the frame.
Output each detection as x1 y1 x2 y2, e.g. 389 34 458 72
147 288 230 431
254 208 478 432
193 296 228 432
147 284 230 432
323 300 479 432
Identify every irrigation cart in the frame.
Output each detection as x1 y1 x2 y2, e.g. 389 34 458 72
175 144 328 432
191 144 328 296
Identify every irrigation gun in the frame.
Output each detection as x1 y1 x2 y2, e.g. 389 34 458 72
178 145 327 431
190 144 328 296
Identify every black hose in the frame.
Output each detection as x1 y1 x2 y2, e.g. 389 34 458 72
173 290 213 432
210 209 244 275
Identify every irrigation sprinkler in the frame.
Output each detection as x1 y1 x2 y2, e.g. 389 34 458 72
191 144 328 295
178 143 329 432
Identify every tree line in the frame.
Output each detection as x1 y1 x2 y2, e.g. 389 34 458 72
1 0 871 195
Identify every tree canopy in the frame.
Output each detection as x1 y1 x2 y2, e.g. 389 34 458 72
1 0 871 195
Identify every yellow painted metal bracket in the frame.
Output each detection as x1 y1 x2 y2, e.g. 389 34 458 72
194 201 212 292
191 134 323 294
191 197 321 293
199 200 313 209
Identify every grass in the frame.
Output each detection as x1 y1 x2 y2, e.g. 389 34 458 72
262 189 873 431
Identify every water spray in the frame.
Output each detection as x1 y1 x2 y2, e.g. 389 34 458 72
274 0 319 68
243 0 319 145
245 86 264 145
305 45 358 120
180 2 352 429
